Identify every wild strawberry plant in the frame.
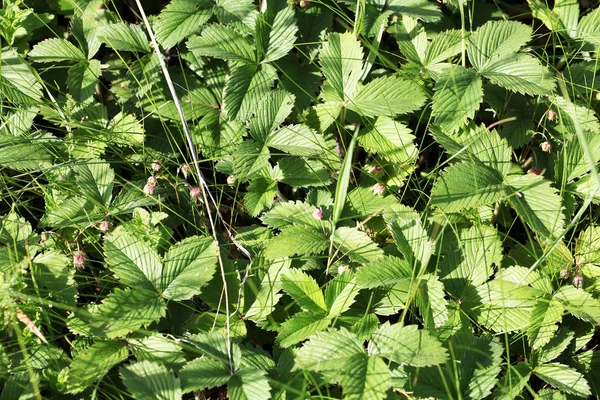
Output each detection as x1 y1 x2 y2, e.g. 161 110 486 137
1 0 600 399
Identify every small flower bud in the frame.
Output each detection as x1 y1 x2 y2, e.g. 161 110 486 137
151 160 162 171
73 251 85 267
547 109 557 121
98 220 110 232
312 208 324 220
147 176 157 186
299 0 310 7
373 183 385 195
528 167 542 175
573 274 584 289
559 269 571 279
227 175 237 185
179 164 190 178
540 141 552 152
337 264 349 275
143 183 155 196
190 186 202 200
369 164 383 176
40 232 48 243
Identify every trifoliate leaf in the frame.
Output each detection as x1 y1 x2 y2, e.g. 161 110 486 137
129 334 186 369
29 38 86 62
257 6 298 63
230 140 270 182
180 358 231 393
534 363 591 398
387 205 433 270
223 63 277 121
154 0 213 49
121 360 182 400
325 272 360 318
281 269 326 313
320 32 364 103
341 353 391 400
97 22 151 52
66 341 128 393
348 75 427 117
553 285 600 324
296 328 364 371
278 157 332 187
433 66 483 133
430 162 505 212
160 236 218 301
249 90 294 142
333 227 384 263
106 112 145 146
31 250 77 307
358 117 417 163
67 60 101 103
467 20 532 70
268 123 330 157
369 323 447 367
245 175 278 217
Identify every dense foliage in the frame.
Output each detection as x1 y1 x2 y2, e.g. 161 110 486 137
1 0 600 398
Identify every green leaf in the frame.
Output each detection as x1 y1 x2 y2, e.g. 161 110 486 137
264 225 328 259
348 75 427 117
325 272 360 318
66 340 128 393
281 269 326 312
277 311 331 348
278 158 332 187
32 250 77 307
105 226 162 293
29 38 86 62
528 297 565 350
356 256 412 288
505 173 565 239
230 140 270 182
129 334 186 369
180 358 231 393
320 32 364 102
244 258 290 322
187 24 256 62
467 20 532 70
333 227 384 264
494 362 532 400
387 205 433 270
387 0 441 22
439 225 502 298
553 285 600 324
358 117 417 163
121 360 182 400
259 6 298 63
106 112 145 147
534 363 591 398
296 328 364 371
369 323 448 367
68 288 165 338
97 22 151 52
462 336 503 400
430 162 505 212
249 90 294 142
482 53 555 95
74 159 114 206
575 225 600 265
160 235 218 300
1 48 43 105
228 368 271 400
341 354 391 400
432 66 483 133
154 0 213 49
268 124 330 157
417 274 449 329
577 7 600 47
67 60 101 103
245 175 278 217
223 64 277 121
537 328 574 364
261 201 326 229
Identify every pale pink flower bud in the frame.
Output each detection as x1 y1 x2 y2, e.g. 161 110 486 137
143 183 155 196
528 167 542 175
179 164 190 178
147 176 157 186
39 232 48 243
559 269 570 279
540 141 552 152
547 109 557 121
373 183 385 195
573 274 584 289
190 186 202 200
151 160 162 171
227 175 237 185
312 208 324 220
337 264 349 275
73 251 85 267
299 0 310 7
98 220 110 232
369 165 383 176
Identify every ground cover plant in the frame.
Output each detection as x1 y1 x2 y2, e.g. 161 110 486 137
1 0 600 398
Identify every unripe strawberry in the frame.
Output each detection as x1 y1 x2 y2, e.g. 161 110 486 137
573 274 584 289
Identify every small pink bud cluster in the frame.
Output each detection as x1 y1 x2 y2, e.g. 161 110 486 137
373 183 385 195
573 274 584 289
190 186 202 201
179 164 190 178
312 208 324 220
98 220 110 232
73 251 85 268
547 109 557 121
151 160 162 172
144 176 157 196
